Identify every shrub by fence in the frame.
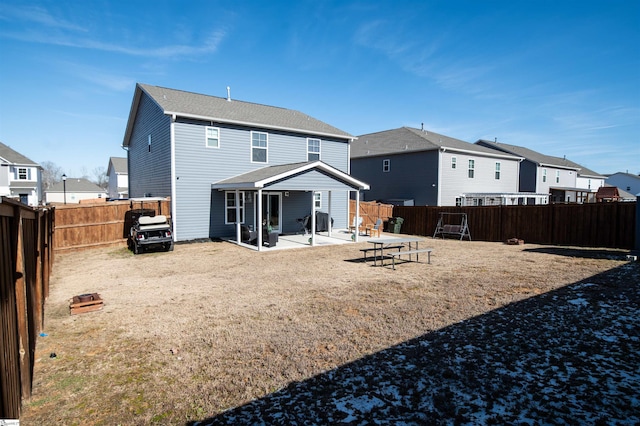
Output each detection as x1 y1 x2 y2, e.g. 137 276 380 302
393 202 636 249
0 197 54 419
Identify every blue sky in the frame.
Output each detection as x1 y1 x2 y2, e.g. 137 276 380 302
1 0 638 178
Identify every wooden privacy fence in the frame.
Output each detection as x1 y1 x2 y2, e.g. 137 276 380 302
393 202 636 249
1 197 54 419
54 199 171 252
349 200 394 229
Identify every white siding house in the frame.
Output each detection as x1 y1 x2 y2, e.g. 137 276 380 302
477 140 604 203
0 141 42 206
45 178 107 204
107 157 128 199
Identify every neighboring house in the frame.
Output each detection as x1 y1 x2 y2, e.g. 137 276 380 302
122 83 368 245
107 156 129 199
476 140 605 203
350 127 535 207
0 141 42 206
606 172 640 197
45 177 108 204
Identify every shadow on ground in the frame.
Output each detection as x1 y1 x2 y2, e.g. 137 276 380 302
523 246 630 260
190 262 640 425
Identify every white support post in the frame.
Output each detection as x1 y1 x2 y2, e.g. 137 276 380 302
355 191 361 242
235 189 241 243
310 191 316 246
327 191 332 237
257 189 263 251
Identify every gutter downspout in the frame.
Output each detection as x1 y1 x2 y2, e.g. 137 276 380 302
170 115 177 241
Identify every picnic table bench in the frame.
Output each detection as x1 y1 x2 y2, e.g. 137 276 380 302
365 237 433 269
386 248 433 270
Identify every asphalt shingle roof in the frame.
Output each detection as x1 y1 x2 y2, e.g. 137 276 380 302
0 141 39 165
109 157 128 174
137 83 353 140
351 127 519 159
47 178 106 193
476 140 604 177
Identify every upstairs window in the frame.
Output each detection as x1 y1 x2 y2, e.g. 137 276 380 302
542 169 547 182
251 132 268 163
382 159 390 172
307 138 320 161
495 162 501 180
17 168 28 180
468 159 475 178
451 157 457 169
225 191 244 224
555 170 560 183
206 127 220 148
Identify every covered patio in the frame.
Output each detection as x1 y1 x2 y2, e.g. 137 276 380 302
211 161 370 251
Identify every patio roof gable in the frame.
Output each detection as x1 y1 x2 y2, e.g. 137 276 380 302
211 161 370 191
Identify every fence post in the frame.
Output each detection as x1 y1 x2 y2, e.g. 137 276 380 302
635 196 640 255
13 205 32 402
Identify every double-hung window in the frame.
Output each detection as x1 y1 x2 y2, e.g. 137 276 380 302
17 168 28 180
382 159 390 172
206 127 220 148
314 192 322 209
542 169 547 183
307 138 320 161
251 132 268 163
495 162 501 180
468 160 475 178
451 157 457 169
225 191 244 224
555 170 560 183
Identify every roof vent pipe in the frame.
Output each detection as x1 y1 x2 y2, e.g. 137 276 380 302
421 122 424 131
226 86 231 101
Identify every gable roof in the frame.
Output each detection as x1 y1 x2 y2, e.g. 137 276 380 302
607 172 640 181
351 127 521 160
46 178 107 193
108 157 128 174
475 140 601 176
123 84 353 147
0 141 39 166
211 161 369 191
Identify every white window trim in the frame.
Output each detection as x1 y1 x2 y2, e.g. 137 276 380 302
17 167 28 180
225 191 245 224
468 159 475 179
251 131 268 163
314 192 322 209
543 168 547 182
555 170 560 183
206 126 220 149
451 156 457 169
307 138 321 161
382 159 390 172
495 162 501 180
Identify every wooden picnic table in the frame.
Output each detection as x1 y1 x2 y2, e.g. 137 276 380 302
366 236 427 267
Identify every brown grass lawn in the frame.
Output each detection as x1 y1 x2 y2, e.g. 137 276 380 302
20 237 637 425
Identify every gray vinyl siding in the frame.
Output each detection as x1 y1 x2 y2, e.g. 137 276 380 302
351 151 439 205
128 93 172 198
173 119 351 240
439 151 519 205
536 166 576 194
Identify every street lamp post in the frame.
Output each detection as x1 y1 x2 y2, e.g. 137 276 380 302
62 174 67 204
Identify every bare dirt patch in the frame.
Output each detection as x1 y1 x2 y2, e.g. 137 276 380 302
21 238 637 425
